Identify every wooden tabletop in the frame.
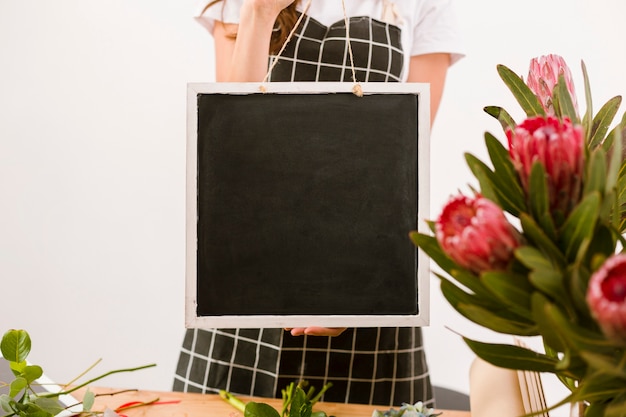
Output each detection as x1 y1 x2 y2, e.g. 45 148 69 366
75 387 471 417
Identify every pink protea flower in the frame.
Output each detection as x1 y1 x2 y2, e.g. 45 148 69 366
587 254 626 344
526 54 579 116
507 116 584 216
435 194 523 274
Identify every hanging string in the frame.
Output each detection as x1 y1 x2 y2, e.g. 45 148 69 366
260 0 313 92
260 0 363 97
341 0 363 97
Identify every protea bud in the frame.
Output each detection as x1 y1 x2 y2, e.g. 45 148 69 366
435 194 522 274
526 54 578 116
587 254 626 344
507 116 584 216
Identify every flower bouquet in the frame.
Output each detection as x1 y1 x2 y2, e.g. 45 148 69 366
410 54 626 416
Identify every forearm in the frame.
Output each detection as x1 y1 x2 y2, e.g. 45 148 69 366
406 53 451 125
215 1 284 82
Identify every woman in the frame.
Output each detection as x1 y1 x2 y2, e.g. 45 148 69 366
174 0 464 407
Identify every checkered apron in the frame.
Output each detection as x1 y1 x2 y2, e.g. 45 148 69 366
174 13 433 407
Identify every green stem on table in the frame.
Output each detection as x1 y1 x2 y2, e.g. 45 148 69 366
38 364 157 399
308 383 332 405
219 389 246 413
63 389 140 411
115 397 161 412
94 389 140 397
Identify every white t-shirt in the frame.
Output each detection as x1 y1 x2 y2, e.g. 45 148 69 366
195 0 465 81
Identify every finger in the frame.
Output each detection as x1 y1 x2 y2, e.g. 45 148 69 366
288 328 306 336
303 327 347 337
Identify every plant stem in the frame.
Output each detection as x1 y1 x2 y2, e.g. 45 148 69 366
62 359 103 389
115 397 160 412
38 364 157 398
309 383 332 405
94 389 140 397
219 389 246 413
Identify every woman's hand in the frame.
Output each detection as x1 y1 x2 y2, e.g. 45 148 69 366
213 0 297 81
242 0 296 21
286 327 347 337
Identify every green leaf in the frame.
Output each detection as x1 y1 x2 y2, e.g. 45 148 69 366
519 213 567 269
9 376 27 398
603 110 626 158
484 132 527 215
483 106 516 131
409 232 494 299
22 365 43 384
0 394 15 413
82 388 95 412
496 64 546 117
581 60 593 141
457 303 537 335
618 162 626 233
607 186 621 228
515 245 554 271
480 271 533 319
409 232 452 270
463 338 558 373
483 133 515 177
531 292 567 353
438 278 492 313
527 161 557 239
553 73 579 123
605 120 624 195
533 291 618 380
579 351 626 379
465 139 526 216
12 402 54 417
289 387 309 417
31 397 64 417
9 360 26 375
545 300 618 354
605 398 626 417
465 152 500 206
588 96 622 149
1 330 31 363
584 148 607 196
440 279 536 335
571 372 626 405
567 263 594 322
516 246 571 308
297 403 313 417
245 402 281 417
559 192 601 261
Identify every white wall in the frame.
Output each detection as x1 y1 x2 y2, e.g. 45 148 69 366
1 1 625 416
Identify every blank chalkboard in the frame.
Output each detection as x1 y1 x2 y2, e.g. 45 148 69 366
185 82 431 328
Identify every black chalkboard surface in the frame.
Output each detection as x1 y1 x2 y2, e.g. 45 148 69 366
185 82 431 328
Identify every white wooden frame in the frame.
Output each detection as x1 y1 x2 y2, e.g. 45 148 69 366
185 82 431 328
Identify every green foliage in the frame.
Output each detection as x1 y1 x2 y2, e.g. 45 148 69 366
554 74 580 123
372 401 441 417
496 64 545 117
0 329 156 417
1 330 31 364
588 96 622 150
465 132 527 216
413 58 626 415
221 381 332 417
